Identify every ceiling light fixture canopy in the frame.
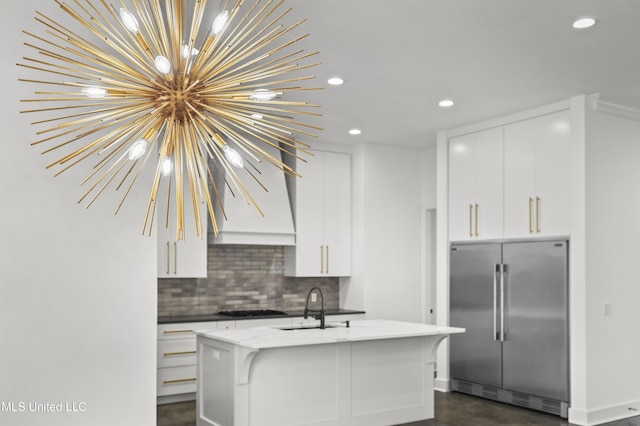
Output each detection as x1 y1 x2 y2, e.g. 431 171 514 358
18 0 323 240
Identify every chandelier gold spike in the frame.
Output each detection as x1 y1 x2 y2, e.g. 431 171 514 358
18 0 322 239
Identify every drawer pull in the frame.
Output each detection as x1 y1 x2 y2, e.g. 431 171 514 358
163 329 194 334
163 377 196 385
163 350 197 357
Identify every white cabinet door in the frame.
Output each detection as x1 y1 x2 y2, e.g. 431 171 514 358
285 151 351 277
475 127 504 240
504 110 571 238
504 119 537 238
157 179 207 278
290 150 325 275
448 128 503 241
322 152 352 276
449 133 476 241
535 111 571 237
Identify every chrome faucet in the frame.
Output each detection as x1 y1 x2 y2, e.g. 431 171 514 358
303 287 326 329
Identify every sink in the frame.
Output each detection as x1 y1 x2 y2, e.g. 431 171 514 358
277 324 344 331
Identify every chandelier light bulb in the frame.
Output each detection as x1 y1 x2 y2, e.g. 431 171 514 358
128 139 148 161
154 56 172 74
161 157 172 177
81 87 107 98
249 89 278 101
181 45 200 58
223 145 244 168
119 8 139 33
212 10 229 36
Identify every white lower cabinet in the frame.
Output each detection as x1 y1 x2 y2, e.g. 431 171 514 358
157 314 365 403
157 365 197 397
157 322 216 402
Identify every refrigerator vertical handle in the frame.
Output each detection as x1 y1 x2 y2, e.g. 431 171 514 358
493 264 499 341
500 264 506 342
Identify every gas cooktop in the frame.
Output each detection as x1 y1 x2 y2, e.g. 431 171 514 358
217 309 288 318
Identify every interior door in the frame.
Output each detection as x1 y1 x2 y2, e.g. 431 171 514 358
450 243 502 387
501 240 569 401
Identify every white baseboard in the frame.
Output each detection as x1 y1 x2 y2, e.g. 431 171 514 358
569 399 640 425
434 377 451 393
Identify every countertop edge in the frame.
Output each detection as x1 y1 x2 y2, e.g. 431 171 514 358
195 320 465 349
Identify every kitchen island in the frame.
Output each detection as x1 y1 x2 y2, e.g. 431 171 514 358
195 319 464 426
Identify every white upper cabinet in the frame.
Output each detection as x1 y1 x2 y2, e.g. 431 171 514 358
449 127 504 241
504 110 571 238
285 150 351 277
157 180 208 278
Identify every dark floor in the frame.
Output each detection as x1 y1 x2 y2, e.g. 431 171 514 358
157 391 640 426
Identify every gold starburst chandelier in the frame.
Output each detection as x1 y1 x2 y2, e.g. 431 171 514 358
18 0 321 239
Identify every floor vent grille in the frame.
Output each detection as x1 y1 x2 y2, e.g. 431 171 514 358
511 391 531 408
482 386 499 400
451 379 568 418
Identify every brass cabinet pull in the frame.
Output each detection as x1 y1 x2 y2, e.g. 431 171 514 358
163 350 197 357
529 197 533 234
325 246 329 274
469 204 473 237
163 377 196 385
163 329 194 335
475 203 479 237
166 241 170 274
173 241 177 274
536 196 541 233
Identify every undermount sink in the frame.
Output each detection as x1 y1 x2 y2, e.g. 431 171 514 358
277 323 348 331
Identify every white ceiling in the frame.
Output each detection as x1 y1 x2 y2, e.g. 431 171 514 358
283 0 640 148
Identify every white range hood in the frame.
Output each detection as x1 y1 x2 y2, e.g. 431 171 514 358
208 144 295 245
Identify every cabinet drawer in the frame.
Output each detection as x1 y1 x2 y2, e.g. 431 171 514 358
158 322 217 340
158 339 197 368
157 366 197 396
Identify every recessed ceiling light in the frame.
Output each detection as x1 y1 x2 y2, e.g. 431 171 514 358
251 113 263 119
439 99 454 108
328 77 344 86
572 17 597 29
349 128 362 135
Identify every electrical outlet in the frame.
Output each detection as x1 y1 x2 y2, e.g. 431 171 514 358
311 293 317 303
604 303 612 316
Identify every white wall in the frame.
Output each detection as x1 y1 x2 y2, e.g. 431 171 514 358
0 2 157 425
343 144 423 322
579 104 640 423
420 147 438 207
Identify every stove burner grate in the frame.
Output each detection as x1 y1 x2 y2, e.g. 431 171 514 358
218 309 288 318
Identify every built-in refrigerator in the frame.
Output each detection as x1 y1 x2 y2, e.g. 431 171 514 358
449 240 569 417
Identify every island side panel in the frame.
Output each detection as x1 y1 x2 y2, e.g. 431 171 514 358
197 338 234 426
350 337 433 424
249 344 342 426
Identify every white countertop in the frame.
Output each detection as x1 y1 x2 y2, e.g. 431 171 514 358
195 319 465 349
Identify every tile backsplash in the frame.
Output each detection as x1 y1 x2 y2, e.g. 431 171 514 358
158 245 339 317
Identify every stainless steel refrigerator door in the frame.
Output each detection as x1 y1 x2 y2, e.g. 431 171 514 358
450 243 503 387
501 240 569 401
